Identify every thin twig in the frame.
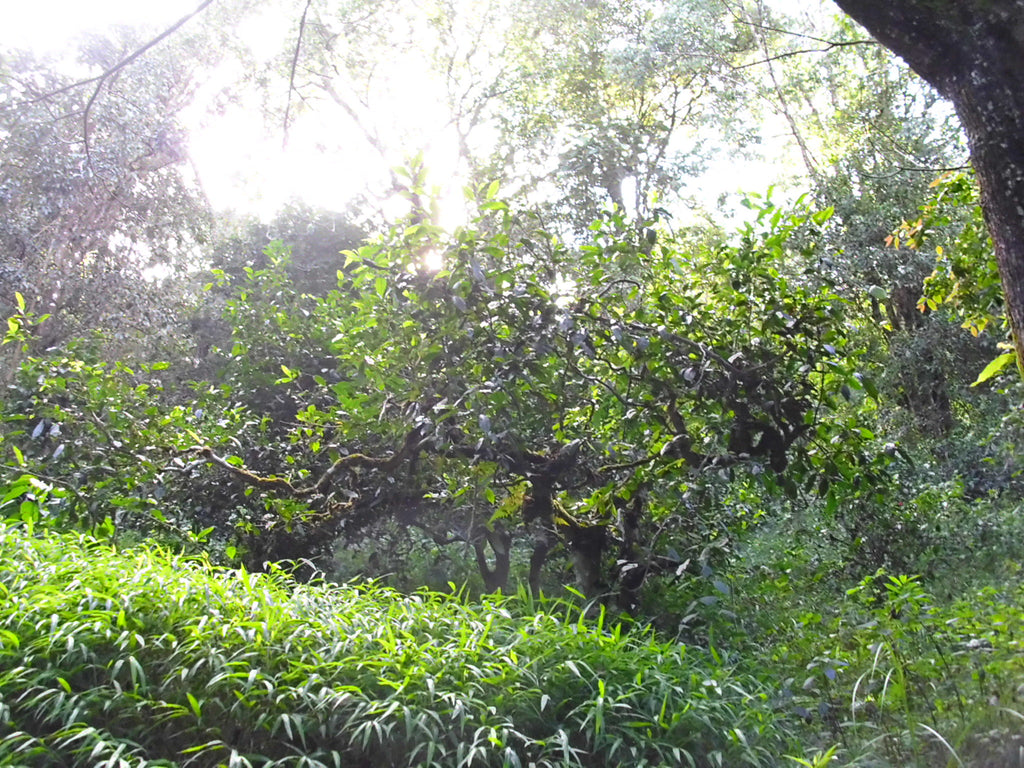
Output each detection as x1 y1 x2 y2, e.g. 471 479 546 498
733 16 870 47
596 279 642 299
733 40 878 71
860 164 972 181
283 0 314 148
82 0 218 166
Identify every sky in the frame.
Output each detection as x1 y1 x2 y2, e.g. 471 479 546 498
0 0 830 222
1 0 472 220
1 0 198 52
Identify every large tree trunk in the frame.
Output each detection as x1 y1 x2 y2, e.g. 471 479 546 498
831 0 1024 363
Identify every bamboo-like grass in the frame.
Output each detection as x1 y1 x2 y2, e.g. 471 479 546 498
0 524 784 767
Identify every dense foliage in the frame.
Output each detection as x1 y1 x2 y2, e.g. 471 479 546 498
2 2 1023 766
0 524 788 767
1 189 886 598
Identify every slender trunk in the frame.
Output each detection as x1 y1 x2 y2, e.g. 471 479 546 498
754 1 818 179
528 522 557 597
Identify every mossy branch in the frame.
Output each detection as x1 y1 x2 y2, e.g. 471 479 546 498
196 429 421 497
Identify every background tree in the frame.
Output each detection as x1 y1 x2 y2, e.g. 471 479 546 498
0 31 211 365
734 2 986 438
277 0 755 233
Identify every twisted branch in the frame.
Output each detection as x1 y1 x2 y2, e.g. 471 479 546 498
196 428 422 497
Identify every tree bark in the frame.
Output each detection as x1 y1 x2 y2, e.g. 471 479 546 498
831 0 1024 363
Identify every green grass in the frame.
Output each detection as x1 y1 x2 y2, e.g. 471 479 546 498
705 558 1024 767
0 524 787 767
2 525 1023 768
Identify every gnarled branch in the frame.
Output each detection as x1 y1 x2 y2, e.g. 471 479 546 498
196 428 422 496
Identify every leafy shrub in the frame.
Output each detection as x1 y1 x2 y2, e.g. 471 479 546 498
3 185 890 600
179 190 886 598
0 340 264 553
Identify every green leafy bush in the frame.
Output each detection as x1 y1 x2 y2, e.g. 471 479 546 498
0 340 262 552
178 189 886 597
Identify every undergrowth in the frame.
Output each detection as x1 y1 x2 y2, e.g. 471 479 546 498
703 556 1024 767
0 524 786 767
3 521 1022 768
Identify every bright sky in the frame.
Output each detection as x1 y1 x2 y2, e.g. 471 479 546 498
1 0 829 223
0 0 197 52
1 0 475 222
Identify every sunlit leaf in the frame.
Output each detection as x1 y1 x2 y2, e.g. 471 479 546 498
971 352 1016 386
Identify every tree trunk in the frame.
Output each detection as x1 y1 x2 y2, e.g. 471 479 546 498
473 525 512 593
831 0 1024 363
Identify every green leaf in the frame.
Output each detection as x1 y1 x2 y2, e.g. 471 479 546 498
861 376 880 401
0 629 21 650
811 207 834 225
486 179 500 200
971 352 1016 386
15 292 25 312
20 499 38 523
277 364 298 384
375 276 388 297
